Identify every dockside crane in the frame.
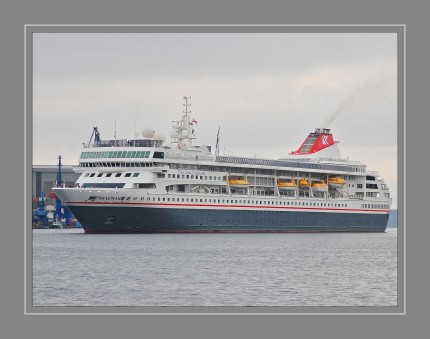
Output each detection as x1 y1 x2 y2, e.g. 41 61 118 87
50 155 74 226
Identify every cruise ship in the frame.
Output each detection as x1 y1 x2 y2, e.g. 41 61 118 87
53 97 392 233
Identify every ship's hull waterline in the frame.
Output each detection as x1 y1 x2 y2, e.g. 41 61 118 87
67 204 389 234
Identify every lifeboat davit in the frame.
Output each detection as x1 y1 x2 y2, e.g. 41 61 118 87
311 181 328 192
326 176 346 188
277 179 297 191
228 176 250 187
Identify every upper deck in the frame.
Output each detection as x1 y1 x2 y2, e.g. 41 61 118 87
77 98 375 177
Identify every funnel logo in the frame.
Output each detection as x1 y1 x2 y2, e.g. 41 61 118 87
322 135 329 145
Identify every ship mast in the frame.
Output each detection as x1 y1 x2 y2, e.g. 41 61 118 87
215 126 220 155
183 95 191 115
170 96 197 150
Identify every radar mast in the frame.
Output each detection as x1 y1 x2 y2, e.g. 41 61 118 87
170 96 197 150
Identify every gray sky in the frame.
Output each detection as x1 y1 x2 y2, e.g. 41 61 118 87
33 33 397 207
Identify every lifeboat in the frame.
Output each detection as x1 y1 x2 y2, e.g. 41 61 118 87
327 176 346 188
299 178 310 188
277 179 297 191
311 181 328 192
228 176 250 187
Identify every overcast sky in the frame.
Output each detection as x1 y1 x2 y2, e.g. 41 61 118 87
33 33 397 207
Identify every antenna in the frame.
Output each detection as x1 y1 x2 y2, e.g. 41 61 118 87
135 106 137 136
114 121 117 146
215 126 220 155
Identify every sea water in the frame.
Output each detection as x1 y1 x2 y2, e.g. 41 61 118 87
32 229 397 307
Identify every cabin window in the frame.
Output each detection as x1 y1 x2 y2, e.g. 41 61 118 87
115 173 121 177
106 173 112 177
153 152 164 159
137 183 156 189
124 173 131 177
132 173 139 177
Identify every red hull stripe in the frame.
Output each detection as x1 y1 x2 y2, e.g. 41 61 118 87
66 201 390 213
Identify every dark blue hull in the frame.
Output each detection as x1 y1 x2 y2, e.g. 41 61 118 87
67 205 389 233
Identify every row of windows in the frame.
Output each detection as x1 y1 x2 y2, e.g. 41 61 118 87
79 162 154 168
84 172 140 178
216 156 356 173
361 204 390 209
167 173 225 181
80 151 151 159
347 183 365 189
143 196 348 207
